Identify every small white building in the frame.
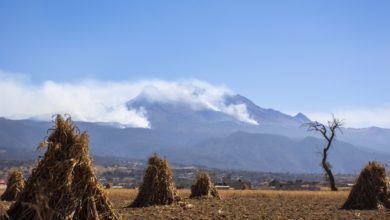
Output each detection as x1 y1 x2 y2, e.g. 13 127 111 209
215 185 231 190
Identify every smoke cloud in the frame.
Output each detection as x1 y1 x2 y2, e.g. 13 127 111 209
0 70 257 128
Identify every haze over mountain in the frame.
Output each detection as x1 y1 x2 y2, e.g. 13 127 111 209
1 92 390 174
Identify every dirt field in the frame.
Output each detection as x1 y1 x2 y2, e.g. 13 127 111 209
1 189 390 219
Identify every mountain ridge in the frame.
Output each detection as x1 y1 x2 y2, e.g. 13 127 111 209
1 94 390 173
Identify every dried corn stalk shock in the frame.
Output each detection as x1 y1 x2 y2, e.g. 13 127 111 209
342 161 390 210
4 115 120 220
0 170 25 201
129 154 181 207
190 171 220 199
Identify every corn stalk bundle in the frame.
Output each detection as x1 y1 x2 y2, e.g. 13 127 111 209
0 170 25 201
190 171 220 199
129 154 180 207
342 161 390 210
5 115 119 220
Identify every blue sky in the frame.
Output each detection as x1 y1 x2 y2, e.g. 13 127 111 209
0 1 389 127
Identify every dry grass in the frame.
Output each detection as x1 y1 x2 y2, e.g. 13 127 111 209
0 201 10 215
111 189 390 219
0 190 11 219
3 188 390 219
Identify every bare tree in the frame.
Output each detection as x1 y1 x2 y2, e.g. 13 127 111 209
306 116 343 191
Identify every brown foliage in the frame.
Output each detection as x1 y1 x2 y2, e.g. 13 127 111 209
190 171 220 199
0 170 25 201
5 115 119 220
342 161 390 210
129 154 180 207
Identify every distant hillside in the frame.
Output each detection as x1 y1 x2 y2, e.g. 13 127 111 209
1 93 390 173
0 146 39 161
0 118 389 174
175 132 390 173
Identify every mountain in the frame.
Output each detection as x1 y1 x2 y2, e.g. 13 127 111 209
224 95 305 126
127 94 242 130
176 132 390 173
1 94 390 173
127 93 390 152
0 146 39 161
128 93 309 129
294 112 311 123
340 127 390 152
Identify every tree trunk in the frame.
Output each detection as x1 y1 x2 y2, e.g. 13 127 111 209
322 148 338 191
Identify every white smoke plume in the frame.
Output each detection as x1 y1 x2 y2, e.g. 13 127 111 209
0 70 258 128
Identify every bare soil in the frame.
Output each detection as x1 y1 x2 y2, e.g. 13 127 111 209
2 189 390 219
